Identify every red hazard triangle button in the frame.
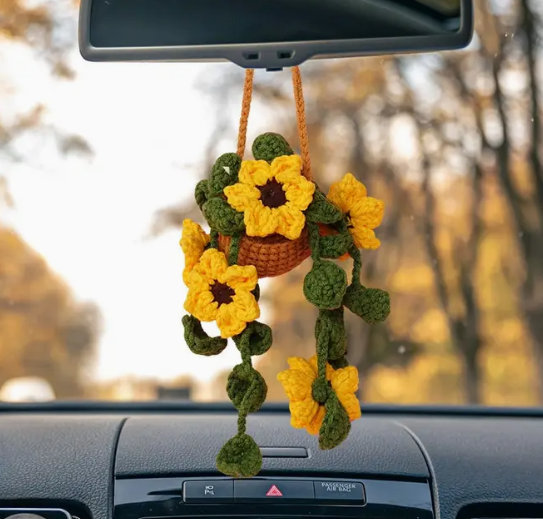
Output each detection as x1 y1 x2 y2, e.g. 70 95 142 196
266 484 283 497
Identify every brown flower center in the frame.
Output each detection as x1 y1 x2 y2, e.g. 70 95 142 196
258 179 287 208
211 282 235 306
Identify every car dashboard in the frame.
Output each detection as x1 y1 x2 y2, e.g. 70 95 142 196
1 404 543 519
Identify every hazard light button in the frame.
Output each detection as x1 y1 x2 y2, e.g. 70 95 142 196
234 480 315 503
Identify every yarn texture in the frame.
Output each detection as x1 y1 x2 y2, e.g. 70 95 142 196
180 66 391 479
224 155 316 240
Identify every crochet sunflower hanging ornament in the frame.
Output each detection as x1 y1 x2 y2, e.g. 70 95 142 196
181 67 390 478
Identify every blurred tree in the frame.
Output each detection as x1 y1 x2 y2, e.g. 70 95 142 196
0 0 98 398
0 0 75 76
0 226 101 397
0 0 92 179
153 0 543 406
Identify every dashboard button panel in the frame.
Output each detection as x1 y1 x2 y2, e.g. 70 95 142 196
115 476 433 519
183 480 234 503
234 479 315 503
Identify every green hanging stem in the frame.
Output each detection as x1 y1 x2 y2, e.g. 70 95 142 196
334 216 362 286
239 340 252 367
312 308 333 404
228 233 241 266
343 230 391 325
210 229 219 250
308 222 322 262
237 410 248 435
216 334 266 478
349 242 362 287
316 326 329 381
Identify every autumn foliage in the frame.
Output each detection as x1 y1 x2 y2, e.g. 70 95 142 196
183 0 543 406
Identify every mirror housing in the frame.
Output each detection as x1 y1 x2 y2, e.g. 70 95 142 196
79 0 473 69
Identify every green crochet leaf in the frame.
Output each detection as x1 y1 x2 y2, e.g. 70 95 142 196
203 197 245 236
304 261 348 310
195 179 209 210
319 391 351 450
252 283 261 302
343 285 391 324
315 309 347 361
306 191 344 225
252 133 294 162
227 364 268 413
216 433 263 478
209 153 242 197
319 232 350 259
182 315 227 356
234 321 273 357
329 356 350 370
311 377 331 405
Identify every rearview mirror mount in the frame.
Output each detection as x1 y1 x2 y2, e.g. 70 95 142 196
79 0 473 69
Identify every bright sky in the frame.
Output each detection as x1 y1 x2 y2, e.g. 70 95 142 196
0 13 424 388
1 39 259 383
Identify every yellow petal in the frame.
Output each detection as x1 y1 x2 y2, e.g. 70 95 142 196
338 393 362 422
224 183 261 212
180 219 210 248
308 355 333 381
331 366 361 423
186 269 210 292
180 219 210 285
270 155 302 178
305 405 326 435
272 155 303 183
290 396 319 427
184 287 218 322
350 225 381 250
239 160 273 187
349 197 385 230
283 176 316 211
331 366 359 395
277 369 314 402
276 204 306 240
216 303 247 338
183 267 195 287
290 414 307 430
244 203 278 237
327 173 367 213
287 357 318 380
230 290 260 323
219 264 258 291
193 248 229 284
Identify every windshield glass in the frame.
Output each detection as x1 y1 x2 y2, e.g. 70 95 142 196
1 0 541 406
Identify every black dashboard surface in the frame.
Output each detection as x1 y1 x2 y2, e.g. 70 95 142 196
115 415 429 477
1 406 543 519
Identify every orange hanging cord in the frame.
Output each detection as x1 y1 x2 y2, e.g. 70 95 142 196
236 66 312 181
236 69 255 159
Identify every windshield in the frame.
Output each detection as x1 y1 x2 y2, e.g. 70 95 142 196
1 0 541 406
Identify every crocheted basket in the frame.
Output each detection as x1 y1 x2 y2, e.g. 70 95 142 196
217 68 313 278
218 228 310 278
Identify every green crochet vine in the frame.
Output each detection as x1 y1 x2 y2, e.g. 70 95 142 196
182 132 391 478
300 184 390 450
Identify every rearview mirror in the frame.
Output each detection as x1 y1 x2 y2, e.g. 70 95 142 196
79 0 473 69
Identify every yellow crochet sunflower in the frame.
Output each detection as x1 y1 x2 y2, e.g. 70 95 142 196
184 248 260 339
327 173 384 250
180 219 210 285
224 155 315 240
277 356 361 435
